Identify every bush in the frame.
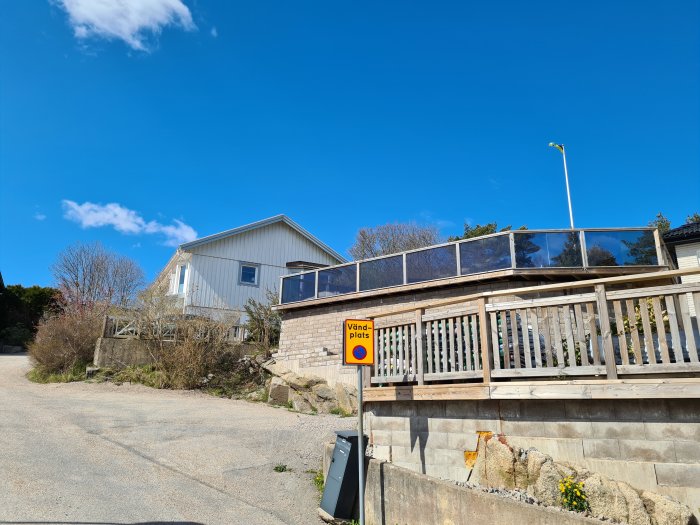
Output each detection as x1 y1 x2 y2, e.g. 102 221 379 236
28 312 102 374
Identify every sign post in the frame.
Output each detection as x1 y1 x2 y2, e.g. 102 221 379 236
343 319 375 525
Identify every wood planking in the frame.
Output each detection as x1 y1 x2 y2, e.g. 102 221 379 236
573 304 588 366
440 319 448 373
639 298 657 365
563 306 576 367
502 311 511 369
519 309 532 368
490 312 500 370
625 299 643 364
415 310 425 385
595 285 618 380
585 303 601 366
677 296 698 362
410 323 417 378
664 296 682 363
550 307 565 367
471 314 481 371
541 307 554 367
448 318 456 372
426 320 434 374
613 300 629 365
456 316 465 372
652 297 670 363
531 308 543 368
511 310 521 368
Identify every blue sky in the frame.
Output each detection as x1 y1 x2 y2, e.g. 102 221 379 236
1 0 698 287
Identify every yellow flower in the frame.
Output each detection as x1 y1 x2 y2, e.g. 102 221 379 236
560 488 565 493
573 501 577 506
575 490 580 496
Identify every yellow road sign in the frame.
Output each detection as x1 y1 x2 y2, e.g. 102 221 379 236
343 319 375 366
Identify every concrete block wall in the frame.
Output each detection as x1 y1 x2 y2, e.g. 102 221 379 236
364 398 700 519
275 279 539 387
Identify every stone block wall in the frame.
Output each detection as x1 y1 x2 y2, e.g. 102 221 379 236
364 398 700 519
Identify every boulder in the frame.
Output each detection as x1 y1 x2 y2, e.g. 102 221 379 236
528 453 567 506
617 482 651 525
640 491 695 525
268 377 290 406
335 382 357 414
584 473 630 523
290 391 313 413
484 436 518 489
262 360 325 391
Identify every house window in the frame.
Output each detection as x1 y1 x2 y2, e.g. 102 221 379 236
239 263 259 286
177 265 187 294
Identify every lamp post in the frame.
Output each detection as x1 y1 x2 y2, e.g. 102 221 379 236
549 142 575 229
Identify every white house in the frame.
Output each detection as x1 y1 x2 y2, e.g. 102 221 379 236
663 222 700 315
155 215 345 322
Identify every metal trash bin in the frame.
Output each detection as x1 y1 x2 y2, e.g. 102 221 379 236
320 430 367 519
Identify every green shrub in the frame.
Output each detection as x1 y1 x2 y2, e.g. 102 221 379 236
560 475 590 512
27 360 87 383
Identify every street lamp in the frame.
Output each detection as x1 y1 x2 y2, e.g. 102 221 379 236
549 142 575 229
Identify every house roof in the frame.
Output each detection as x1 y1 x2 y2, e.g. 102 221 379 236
179 215 347 263
663 222 700 245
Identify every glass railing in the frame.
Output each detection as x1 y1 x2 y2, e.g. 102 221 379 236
280 228 662 304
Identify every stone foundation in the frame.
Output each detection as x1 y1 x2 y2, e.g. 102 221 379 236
364 398 700 520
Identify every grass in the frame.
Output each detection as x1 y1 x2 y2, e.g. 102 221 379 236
329 407 353 417
27 361 88 384
312 470 324 492
273 464 289 473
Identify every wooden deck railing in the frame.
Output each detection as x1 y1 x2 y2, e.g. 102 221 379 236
102 316 245 342
369 269 700 386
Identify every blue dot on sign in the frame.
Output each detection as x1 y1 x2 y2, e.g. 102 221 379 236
353 345 367 360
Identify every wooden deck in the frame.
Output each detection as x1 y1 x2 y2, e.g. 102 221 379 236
365 268 700 400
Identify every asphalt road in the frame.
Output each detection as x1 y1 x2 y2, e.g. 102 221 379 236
0 353 352 525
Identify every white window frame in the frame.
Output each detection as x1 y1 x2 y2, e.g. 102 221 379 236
239 262 260 287
177 264 188 295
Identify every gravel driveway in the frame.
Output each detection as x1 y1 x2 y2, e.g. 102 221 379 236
0 353 353 525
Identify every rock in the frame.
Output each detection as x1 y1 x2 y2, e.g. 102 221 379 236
584 473 630 523
335 382 357 414
268 377 290 406
640 490 694 525
482 435 517 489
312 384 336 401
529 456 565 506
290 391 313 413
617 482 651 525
262 360 324 390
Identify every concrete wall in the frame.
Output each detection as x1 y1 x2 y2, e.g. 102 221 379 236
363 459 603 525
93 337 155 368
276 278 542 387
364 398 700 519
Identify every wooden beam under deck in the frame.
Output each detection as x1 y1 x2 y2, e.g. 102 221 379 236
362 378 700 402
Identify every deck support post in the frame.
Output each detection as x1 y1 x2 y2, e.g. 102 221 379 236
595 284 618 380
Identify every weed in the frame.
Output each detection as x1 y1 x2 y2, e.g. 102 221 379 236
273 464 289 473
330 407 352 417
286 400 294 410
311 469 324 492
559 475 590 512
27 360 88 384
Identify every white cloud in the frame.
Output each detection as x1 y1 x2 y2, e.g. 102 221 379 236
55 0 196 51
210 26 218 38
62 200 197 247
34 213 47 221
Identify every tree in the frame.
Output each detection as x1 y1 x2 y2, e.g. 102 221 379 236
448 222 527 242
649 212 671 234
348 223 441 260
51 242 144 314
0 284 59 346
244 289 281 349
687 212 700 224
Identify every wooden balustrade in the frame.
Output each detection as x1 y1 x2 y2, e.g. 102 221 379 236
368 276 700 386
